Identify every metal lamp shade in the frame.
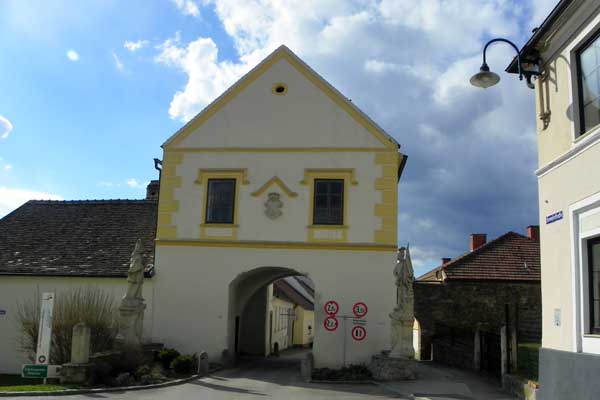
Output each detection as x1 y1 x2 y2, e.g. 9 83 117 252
470 70 501 89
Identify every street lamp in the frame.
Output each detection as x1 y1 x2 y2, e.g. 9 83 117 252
470 38 540 89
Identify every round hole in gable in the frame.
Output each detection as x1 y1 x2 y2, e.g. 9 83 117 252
272 83 288 95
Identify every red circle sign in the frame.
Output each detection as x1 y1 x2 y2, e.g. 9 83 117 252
352 302 368 318
324 316 339 331
324 300 339 316
351 325 367 341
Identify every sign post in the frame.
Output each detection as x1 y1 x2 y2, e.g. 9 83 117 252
36 292 55 383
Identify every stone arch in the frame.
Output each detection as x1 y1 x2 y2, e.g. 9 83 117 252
227 266 314 359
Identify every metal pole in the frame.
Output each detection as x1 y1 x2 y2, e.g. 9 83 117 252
342 317 347 367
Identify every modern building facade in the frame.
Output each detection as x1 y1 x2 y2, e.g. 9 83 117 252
509 1 600 398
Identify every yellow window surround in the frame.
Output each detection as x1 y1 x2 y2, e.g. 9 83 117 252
195 169 249 239
251 176 298 198
300 169 357 242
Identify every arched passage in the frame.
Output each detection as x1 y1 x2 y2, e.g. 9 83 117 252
227 266 315 359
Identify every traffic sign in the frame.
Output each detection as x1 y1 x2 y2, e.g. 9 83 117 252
351 325 367 341
324 300 339 316
352 302 368 318
22 364 48 378
324 316 339 331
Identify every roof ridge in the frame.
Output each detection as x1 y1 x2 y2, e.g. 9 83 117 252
27 199 156 205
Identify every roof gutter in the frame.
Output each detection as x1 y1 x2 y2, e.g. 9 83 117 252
506 0 575 74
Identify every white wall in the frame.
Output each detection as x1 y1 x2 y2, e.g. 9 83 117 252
152 245 396 368
0 276 155 374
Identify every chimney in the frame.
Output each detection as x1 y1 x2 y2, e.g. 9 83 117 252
441 258 451 265
470 233 487 251
146 180 160 200
526 225 540 242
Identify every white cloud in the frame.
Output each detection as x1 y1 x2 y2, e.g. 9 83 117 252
4 164 12 171
112 52 124 71
66 49 79 61
126 178 145 189
0 115 13 139
124 40 149 52
171 0 201 17
0 187 63 217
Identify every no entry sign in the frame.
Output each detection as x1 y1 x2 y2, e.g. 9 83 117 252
324 300 339 316
352 302 368 318
351 325 367 341
324 316 339 331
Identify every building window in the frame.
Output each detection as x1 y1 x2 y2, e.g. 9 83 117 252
313 179 344 225
577 30 600 136
205 179 236 224
588 237 600 334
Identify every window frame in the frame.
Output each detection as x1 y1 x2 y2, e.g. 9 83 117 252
588 236 600 334
576 28 600 137
312 178 345 226
205 178 237 225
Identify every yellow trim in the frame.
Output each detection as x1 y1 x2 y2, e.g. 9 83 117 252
163 46 397 150
155 239 397 252
170 147 394 153
156 152 184 240
196 169 248 240
300 169 356 243
251 176 298 198
300 169 358 186
195 169 249 185
373 152 401 244
271 82 288 95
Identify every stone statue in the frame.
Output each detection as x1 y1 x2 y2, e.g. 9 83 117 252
117 239 146 346
389 245 415 359
264 192 283 220
124 239 144 302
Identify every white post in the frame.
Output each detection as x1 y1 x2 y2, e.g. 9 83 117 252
70 322 91 364
500 326 508 377
473 329 481 371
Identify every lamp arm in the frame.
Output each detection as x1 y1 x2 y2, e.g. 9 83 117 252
482 38 523 81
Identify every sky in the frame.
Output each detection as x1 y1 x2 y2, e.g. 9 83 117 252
0 0 559 276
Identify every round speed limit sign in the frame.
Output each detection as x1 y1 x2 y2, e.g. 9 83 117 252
324 316 339 332
352 302 368 318
324 300 339 316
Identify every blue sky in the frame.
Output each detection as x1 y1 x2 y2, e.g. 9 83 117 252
0 0 558 276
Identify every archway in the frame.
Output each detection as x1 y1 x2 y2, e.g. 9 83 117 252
227 266 315 360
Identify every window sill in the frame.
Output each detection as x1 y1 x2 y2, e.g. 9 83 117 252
573 124 600 144
201 223 239 228
583 334 600 338
307 225 348 230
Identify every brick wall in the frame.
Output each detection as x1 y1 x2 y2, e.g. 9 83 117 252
414 280 541 367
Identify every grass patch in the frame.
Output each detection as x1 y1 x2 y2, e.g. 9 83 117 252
312 364 372 381
0 375 79 392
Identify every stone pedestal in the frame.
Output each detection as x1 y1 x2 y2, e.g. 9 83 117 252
369 352 416 381
71 322 91 364
116 302 146 347
61 363 94 384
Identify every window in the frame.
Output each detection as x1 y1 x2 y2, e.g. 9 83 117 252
313 179 344 225
205 179 236 224
577 30 600 135
588 237 600 334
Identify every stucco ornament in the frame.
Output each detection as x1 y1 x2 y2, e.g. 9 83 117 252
264 192 283 220
117 239 146 346
389 245 415 359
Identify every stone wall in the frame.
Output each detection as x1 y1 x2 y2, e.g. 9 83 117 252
414 280 541 367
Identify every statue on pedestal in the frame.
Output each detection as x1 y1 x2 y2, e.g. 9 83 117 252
117 239 146 346
389 245 415 359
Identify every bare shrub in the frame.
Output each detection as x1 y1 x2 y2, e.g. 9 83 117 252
16 287 118 364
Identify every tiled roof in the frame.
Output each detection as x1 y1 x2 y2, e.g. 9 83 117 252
0 200 157 277
417 232 540 282
273 276 314 311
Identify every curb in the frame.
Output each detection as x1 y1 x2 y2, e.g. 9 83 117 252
0 368 223 397
309 379 375 385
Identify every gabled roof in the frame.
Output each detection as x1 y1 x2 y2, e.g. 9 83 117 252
0 200 157 278
162 45 399 150
273 276 314 311
417 232 540 282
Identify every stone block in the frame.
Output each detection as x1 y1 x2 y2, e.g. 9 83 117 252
60 363 94 384
198 351 209 376
300 352 314 382
369 353 416 381
71 322 91 364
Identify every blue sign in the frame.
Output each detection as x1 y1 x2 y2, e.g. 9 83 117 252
546 211 563 224
0 310 6 316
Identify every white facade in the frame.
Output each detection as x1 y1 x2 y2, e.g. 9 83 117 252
152 46 404 368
